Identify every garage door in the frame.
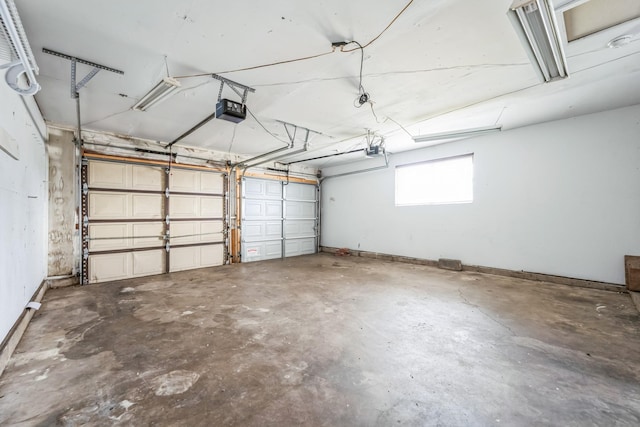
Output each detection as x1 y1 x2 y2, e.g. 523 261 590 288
81 157 225 284
241 177 317 262
168 168 225 273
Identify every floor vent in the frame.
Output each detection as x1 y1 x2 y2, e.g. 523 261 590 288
438 258 462 271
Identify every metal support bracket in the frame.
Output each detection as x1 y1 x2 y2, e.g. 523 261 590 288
211 73 255 104
276 120 326 150
43 48 124 98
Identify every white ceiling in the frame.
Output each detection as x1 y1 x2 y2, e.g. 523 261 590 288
14 0 640 168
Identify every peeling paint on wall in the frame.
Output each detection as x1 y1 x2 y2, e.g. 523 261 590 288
47 129 76 276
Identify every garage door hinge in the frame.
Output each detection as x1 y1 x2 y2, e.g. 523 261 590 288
165 215 170 225
83 215 89 226
165 243 170 252
82 183 88 195
83 248 89 260
165 188 170 198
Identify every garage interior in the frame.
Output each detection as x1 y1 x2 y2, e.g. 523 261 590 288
1 0 639 425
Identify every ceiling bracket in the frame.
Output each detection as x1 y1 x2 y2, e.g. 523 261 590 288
211 73 255 104
44 48 124 98
275 120 326 149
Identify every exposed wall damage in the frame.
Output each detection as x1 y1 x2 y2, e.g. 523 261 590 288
47 129 76 276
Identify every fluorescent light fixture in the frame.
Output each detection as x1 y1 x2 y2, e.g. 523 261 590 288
132 77 181 111
508 0 569 82
413 126 502 144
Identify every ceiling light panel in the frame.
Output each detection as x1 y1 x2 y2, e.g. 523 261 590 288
132 77 181 111
564 0 640 42
413 126 502 144
508 0 569 82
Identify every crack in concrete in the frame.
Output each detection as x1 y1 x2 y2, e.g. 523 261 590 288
457 288 516 336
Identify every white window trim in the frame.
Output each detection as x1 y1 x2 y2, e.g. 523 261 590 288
395 153 474 206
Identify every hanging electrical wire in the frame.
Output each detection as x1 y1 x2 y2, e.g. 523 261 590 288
172 0 414 79
342 0 414 52
245 106 290 145
347 41 371 108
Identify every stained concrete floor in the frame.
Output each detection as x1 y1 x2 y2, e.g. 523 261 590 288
1 254 639 426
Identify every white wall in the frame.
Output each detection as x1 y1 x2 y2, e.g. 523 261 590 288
321 104 640 285
0 81 48 343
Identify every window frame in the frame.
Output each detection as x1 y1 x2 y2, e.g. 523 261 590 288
394 153 474 207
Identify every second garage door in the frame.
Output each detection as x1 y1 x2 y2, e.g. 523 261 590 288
241 177 318 262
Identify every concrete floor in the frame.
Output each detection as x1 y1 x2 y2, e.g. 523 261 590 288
1 254 639 426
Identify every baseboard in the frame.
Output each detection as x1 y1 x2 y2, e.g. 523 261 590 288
0 280 49 378
320 246 623 293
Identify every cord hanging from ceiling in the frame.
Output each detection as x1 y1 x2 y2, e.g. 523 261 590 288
350 41 370 108
172 0 414 79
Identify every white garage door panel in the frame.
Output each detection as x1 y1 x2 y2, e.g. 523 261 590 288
285 238 316 257
170 195 223 218
201 173 224 194
132 223 165 248
243 221 282 241
243 241 282 262
89 161 163 191
201 245 224 267
245 178 282 199
170 169 224 194
244 200 264 218
244 199 283 219
286 183 316 201
170 244 224 272
285 201 315 219
200 197 223 217
131 166 163 191
132 250 165 276
284 220 316 238
89 223 164 251
88 249 164 284
171 221 224 244
89 192 164 219
170 169 200 192
89 252 130 283
89 192 128 219
89 161 127 188
170 195 199 218
132 194 164 219
88 223 128 251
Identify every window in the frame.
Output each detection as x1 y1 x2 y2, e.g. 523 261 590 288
395 154 473 206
